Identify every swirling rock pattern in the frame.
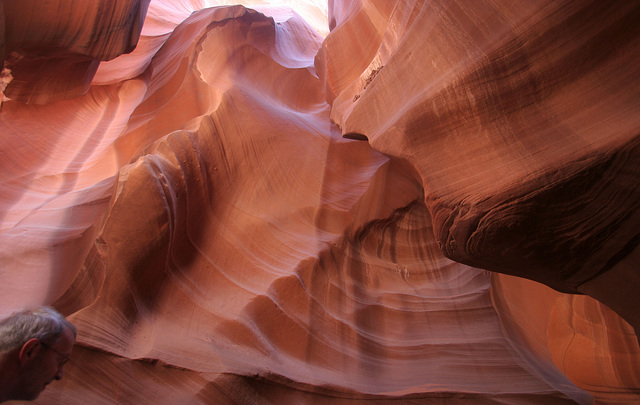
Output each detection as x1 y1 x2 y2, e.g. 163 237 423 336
0 0 150 104
0 0 638 404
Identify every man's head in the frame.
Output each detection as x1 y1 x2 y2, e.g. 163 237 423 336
0 307 76 402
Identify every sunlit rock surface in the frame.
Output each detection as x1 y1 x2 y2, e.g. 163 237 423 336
1 0 639 403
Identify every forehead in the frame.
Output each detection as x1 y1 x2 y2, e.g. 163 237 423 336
54 326 76 354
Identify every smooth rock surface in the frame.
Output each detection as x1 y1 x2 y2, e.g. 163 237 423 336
1 0 638 403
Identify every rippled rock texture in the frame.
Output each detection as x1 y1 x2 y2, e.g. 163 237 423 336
1 0 639 403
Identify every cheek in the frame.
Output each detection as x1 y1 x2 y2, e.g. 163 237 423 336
40 358 61 381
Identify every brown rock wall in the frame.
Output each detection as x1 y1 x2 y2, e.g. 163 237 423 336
1 1 638 403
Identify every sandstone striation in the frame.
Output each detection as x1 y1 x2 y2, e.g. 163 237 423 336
0 0 638 404
0 0 150 104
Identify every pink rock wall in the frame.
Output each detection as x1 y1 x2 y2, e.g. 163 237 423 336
0 0 638 403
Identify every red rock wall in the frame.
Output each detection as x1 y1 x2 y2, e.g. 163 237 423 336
0 0 638 403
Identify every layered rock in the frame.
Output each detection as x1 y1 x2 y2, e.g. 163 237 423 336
0 0 150 104
327 0 640 333
0 0 638 403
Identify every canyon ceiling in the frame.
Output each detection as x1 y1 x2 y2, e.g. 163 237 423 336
0 0 639 403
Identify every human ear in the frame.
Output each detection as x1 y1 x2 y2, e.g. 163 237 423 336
18 338 41 365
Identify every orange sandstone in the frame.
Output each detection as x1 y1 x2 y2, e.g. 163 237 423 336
0 1 638 403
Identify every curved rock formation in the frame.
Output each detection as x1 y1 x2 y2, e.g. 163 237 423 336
326 0 640 336
0 0 638 404
0 0 150 104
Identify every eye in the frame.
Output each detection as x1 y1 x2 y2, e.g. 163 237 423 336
58 356 70 368
40 341 71 367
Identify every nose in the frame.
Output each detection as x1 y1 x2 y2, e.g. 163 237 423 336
55 365 64 380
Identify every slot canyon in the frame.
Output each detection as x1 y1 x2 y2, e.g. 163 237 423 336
1 0 639 403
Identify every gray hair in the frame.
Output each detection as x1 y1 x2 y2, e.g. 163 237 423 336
0 307 77 353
